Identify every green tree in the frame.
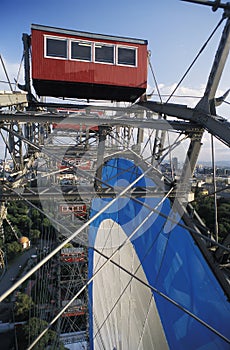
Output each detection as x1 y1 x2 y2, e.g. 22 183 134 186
30 229 41 243
63 242 73 248
21 317 66 350
15 292 34 321
7 202 33 237
193 196 230 242
31 209 42 231
16 215 33 233
6 241 22 260
3 220 18 243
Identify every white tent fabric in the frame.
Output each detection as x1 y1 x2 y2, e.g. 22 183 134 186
92 219 168 350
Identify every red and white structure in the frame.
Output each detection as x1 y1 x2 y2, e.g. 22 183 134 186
31 24 148 102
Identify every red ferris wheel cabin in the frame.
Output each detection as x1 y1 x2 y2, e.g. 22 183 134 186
31 24 148 102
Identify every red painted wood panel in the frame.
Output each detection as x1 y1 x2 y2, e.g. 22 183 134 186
31 29 147 89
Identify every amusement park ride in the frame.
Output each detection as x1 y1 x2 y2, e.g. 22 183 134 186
0 0 230 349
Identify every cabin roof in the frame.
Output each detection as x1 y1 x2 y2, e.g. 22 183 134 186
31 23 148 45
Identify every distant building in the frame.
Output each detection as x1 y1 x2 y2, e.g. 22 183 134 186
172 157 178 172
60 247 85 263
59 331 87 350
200 189 209 196
205 176 213 184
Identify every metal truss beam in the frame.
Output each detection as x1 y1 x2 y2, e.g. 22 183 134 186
0 187 173 202
0 111 201 133
140 101 230 147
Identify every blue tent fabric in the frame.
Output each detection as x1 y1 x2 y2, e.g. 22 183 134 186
88 158 230 349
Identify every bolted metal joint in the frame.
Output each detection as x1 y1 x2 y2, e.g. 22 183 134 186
212 0 221 12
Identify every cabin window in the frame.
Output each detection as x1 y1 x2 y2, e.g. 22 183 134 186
95 44 114 64
61 206 68 212
46 37 67 58
118 47 136 66
71 41 92 61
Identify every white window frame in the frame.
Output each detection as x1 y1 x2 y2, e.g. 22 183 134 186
44 35 68 60
43 35 138 68
70 39 92 62
116 45 138 67
94 42 115 65
61 206 69 213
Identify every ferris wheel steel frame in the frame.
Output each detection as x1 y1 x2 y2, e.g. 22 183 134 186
0 1 230 349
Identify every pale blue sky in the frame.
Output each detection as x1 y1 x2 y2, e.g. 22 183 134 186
0 0 229 161
1 0 227 86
